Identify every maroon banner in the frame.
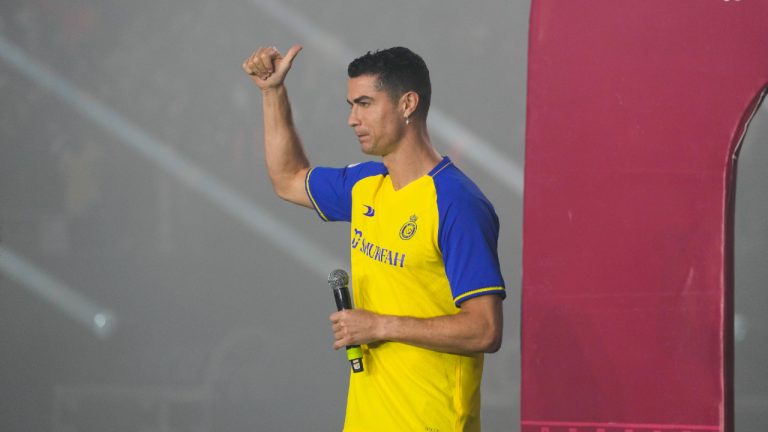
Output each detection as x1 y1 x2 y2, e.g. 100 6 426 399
522 2 768 432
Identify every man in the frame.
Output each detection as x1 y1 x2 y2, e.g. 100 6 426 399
243 44 505 432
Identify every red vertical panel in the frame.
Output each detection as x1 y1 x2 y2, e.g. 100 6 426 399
522 2 768 432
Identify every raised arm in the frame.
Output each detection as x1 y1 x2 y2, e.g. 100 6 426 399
242 45 312 208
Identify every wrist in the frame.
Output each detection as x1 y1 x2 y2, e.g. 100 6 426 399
261 84 286 97
376 314 403 342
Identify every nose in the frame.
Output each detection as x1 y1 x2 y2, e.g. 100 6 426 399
348 106 360 128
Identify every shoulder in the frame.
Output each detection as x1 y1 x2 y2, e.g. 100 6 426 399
339 160 388 183
432 161 495 212
308 160 387 187
305 161 388 222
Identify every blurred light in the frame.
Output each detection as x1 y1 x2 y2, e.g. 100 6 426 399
92 312 115 337
734 313 747 343
0 246 116 338
94 313 107 327
0 36 344 276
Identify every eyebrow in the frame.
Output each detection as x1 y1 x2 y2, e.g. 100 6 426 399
346 96 373 106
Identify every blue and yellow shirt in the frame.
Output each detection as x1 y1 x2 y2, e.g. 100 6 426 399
306 156 505 432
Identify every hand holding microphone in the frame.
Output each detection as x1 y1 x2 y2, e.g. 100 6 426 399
328 269 367 373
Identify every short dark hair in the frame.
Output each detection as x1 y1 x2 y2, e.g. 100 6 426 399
348 47 431 119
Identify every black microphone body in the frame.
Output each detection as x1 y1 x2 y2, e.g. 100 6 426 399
329 269 364 373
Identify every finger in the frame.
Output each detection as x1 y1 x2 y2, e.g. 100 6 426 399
250 54 273 78
245 47 264 71
283 44 303 64
244 48 272 76
257 49 277 73
334 337 349 350
274 44 302 74
242 60 253 75
242 50 259 74
249 47 270 63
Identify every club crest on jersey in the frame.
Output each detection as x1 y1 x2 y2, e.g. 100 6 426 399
399 215 418 240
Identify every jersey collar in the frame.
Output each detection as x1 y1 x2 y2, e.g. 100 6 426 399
428 156 453 177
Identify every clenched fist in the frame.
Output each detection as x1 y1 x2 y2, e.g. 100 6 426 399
242 44 303 90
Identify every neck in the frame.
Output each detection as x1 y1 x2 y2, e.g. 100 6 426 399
382 124 442 191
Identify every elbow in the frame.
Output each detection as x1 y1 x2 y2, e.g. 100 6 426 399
269 168 309 203
476 322 502 353
460 296 504 353
272 182 292 202
481 307 503 353
269 173 290 199
485 340 502 354
482 330 502 353
270 175 300 202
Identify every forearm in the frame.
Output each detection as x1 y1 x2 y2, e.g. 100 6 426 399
331 296 503 355
261 85 310 198
243 45 310 206
378 307 502 355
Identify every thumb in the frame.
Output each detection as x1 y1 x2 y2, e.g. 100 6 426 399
279 44 303 70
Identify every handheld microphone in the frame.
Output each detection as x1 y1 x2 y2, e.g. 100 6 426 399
328 269 364 373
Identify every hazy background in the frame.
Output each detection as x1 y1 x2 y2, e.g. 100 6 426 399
0 1 765 431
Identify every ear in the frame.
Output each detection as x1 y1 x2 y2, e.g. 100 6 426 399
400 91 420 118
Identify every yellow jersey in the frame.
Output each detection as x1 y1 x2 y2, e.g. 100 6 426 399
306 156 505 432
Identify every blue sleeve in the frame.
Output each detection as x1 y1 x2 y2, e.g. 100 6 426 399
436 176 506 307
305 162 385 222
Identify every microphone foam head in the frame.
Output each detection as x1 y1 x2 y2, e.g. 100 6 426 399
328 269 349 290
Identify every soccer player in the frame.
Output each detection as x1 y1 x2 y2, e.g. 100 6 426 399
243 44 506 432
